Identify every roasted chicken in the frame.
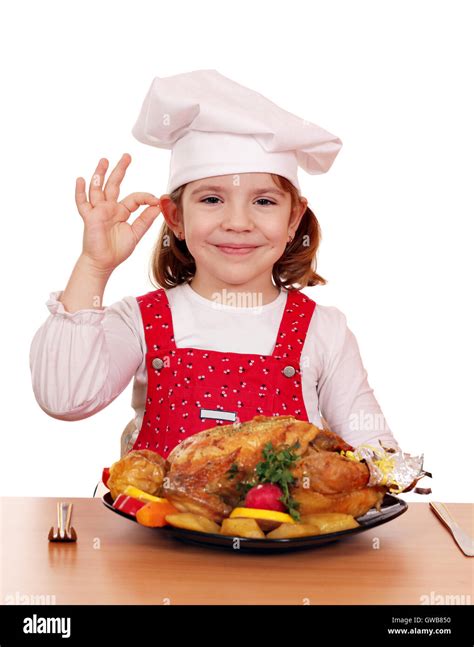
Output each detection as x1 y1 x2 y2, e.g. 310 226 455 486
107 414 387 522
163 415 318 521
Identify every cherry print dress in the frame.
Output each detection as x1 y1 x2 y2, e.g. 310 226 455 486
132 287 316 458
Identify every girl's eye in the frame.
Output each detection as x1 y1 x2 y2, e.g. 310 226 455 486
201 196 221 204
255 198 276 206
200 196 276 206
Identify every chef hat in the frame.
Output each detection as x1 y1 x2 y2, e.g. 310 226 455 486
131 69 342 194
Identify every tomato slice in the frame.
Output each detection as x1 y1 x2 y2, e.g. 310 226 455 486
102 467 111 488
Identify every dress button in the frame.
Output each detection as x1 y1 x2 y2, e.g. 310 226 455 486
152 357 164 370
282 365 296 377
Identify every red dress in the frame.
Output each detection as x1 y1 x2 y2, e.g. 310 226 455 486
131 286 317 458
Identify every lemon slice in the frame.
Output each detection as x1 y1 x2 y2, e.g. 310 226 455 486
123 485 168 503
230 507 295 531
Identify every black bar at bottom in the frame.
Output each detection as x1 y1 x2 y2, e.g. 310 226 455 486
0 603 471 643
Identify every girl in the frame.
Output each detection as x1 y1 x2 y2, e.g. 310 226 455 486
29 70 400 492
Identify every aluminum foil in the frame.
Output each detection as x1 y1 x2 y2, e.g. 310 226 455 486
341 442 431 494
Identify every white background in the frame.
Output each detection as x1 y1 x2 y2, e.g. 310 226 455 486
0 0 472 503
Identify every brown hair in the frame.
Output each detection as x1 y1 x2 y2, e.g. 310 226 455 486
149 174 327 291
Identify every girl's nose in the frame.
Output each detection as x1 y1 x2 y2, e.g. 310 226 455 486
220 206 254 231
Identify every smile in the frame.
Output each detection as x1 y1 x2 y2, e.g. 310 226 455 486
213 245 260 256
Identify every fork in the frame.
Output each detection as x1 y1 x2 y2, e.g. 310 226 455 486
429 501 473 557
48 502 77 542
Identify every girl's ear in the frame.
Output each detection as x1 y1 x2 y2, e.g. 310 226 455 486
159 194 183 233
288 197 308 233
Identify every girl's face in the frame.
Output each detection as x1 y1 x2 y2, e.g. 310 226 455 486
160 172 307 291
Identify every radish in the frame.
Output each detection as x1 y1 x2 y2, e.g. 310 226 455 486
244 483 287 512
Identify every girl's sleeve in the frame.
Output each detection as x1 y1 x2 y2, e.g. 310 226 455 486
29 290 143 420
316 306 401 450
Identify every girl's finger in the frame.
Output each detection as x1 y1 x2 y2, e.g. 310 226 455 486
88 157 109 206
118 192 161 220
104 153 132 202
130 205 161 244
75 177 92 219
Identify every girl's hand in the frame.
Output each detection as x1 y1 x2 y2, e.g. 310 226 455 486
75 153 161 274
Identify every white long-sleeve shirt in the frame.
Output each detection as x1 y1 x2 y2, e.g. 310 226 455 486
29 282 400 450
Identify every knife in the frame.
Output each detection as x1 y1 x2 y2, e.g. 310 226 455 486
429 501 473 557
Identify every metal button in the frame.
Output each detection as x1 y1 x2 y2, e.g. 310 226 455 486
282 365 296 377
152 357 164 370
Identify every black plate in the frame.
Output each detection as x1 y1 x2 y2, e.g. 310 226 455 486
102 492 408 553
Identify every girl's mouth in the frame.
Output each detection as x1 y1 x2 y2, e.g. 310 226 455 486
213 245 260 256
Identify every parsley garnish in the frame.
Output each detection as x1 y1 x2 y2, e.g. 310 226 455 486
255 441 301 521
226 463 239 480
225 464 254 497
225 442 302 520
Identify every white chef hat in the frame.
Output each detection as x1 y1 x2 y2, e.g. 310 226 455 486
131 69 342 194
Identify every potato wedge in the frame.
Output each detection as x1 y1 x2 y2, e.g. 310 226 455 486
266 523 321 539
300 512 359 534
164 513 220 534
220 518 265 539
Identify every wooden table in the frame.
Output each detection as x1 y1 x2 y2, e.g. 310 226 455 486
1 497 472 605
